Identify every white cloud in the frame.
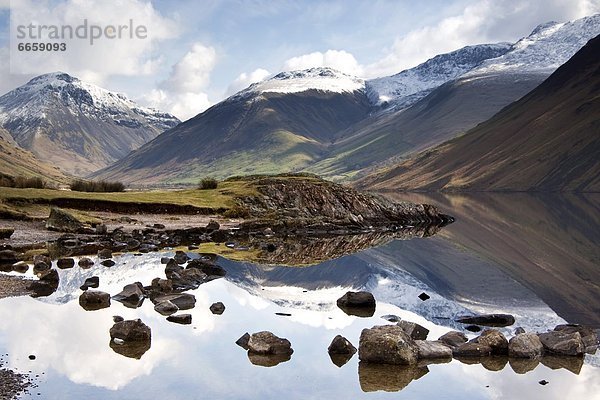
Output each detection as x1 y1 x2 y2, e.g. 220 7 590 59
7 0 178 86
225 68 271 96
282 49 364 76
142 42 217 120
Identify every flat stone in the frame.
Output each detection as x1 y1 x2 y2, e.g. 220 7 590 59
453 342 492 357
415 340 452 360
166 314 192 325
438 331 468 348
456 314 515 327
154 300 179 316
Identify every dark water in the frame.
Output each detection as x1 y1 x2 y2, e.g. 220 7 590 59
0 193 599 399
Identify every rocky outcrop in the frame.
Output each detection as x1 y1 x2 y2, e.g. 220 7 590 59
233 175 453 232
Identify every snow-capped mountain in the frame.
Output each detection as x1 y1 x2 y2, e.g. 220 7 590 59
466 14 600 76
366 43 511 108
242 67 365 96
0 72 180 176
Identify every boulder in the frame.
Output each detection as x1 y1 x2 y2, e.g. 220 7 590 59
154 300 179 316
101 260 116 267
508 333 544 359
358 325 418 365
236 333 251 350
397 320 429 340
438 331 468 348
166 314 192 325
209 302 226 315
538 331 584 356
98 248 113 259
46 207 85 233
456 314 515 327
328 335 357 355
247 331 293 355
152 293 196 310
112 282 145 308
453 342 492 357
553 324 598 353
78 257 94 269
79 290 111 311
415 340 452 360
56 258 75 269
110 319 151 342
474 329 508 355
79 276 99 291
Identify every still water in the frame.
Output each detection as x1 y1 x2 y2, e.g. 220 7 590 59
0 193 599 399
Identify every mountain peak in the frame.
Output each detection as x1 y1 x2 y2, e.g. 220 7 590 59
234 67 364 99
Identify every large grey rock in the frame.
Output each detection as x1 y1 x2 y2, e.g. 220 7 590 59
46 207 85 233
438 331 468 348
79 290 111 311
247 331 293 355
474 329 508 355
112 282 145 308
415 340 452 360
508 333 544 358
538 331 584 356
456 314 515 327
397 320 429 340
358 325 418 365
110 319 151 342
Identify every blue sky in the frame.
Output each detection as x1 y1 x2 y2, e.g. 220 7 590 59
0 0 599 119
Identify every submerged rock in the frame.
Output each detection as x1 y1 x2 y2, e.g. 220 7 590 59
166 314 192 325
438 331 468 348
415 340 452 360
209 302 226 315
79 276 99 291
56 258 75 269
79 290 111 311
359 325 418 365
112 282 145 308
337 291 376 317
247 331 293 355
328 335 357 356
154 300 179 316
456 314 515 327
453 342 492 357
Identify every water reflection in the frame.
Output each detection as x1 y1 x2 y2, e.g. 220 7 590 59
378 192 600 327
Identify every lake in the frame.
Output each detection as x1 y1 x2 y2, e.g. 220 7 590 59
0 193 599 399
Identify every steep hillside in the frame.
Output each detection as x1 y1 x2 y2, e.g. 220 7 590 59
0 127 70 185
361 35 600 192
309 15 600 180
0 72 180 176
